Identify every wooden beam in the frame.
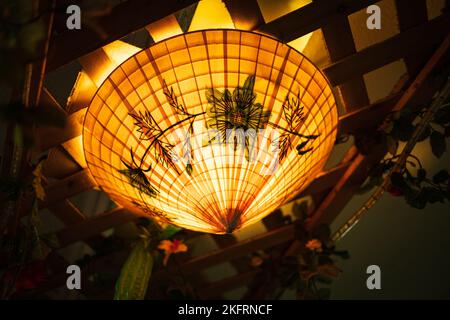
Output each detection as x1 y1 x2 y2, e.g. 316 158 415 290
337 91 403 135
294 160 353 199
257 0 379 42
223 0 264 30
324 12 450 86
212 234 252 273
47 0 198 71
154 223 296 278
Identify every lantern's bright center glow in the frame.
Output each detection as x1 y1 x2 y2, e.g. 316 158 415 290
83 29 338 234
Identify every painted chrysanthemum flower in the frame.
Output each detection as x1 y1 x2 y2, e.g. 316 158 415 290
205 75 271 148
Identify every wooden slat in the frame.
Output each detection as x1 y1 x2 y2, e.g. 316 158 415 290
47 0 198 71
36 108 85 152
257 0 379 42
395 0 429 76
78 48 114 87
48 199 87 225
319 3 369 110
39 169 96 209
66 71 97 114
47 199 106 251
145 15 183 42
42 146 82 179
324 12 450 86
55 207 135 248
223 0 264 30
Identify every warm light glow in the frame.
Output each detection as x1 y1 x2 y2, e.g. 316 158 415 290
188 0 235 31
288 31 314 53
103 40 141 66
83 30 338 234
257 0 312 23
146 15 183 42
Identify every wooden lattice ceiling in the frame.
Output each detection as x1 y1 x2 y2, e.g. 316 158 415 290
4 0 449 299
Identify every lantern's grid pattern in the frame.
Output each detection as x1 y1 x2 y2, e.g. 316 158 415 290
83 29 338 234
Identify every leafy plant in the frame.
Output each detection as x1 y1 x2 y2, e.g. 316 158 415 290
358 99 450 209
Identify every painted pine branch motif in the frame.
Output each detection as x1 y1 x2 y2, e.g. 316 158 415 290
118 165 159 198
272 91 320 161
120 75 320 204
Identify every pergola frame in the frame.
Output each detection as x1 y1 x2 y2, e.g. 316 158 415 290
9 0 450 299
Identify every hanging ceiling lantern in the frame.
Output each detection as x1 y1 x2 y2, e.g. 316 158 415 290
83 29 338 234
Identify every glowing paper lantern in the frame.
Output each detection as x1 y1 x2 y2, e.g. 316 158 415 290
83 29 338 234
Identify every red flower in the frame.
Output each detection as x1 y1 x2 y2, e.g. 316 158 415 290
387 185 403 197
5 260 47 292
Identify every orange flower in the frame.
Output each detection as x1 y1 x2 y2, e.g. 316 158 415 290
158 239 188 266
305 239 322 252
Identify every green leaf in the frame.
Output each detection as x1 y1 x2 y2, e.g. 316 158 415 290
391 119 415 142
430 131 446 158
417 125 431 142
114 241 154 300
433 105 450 125
433 170 450 184
160 225 182 240
423 187 445 204
417 168 427 182
406 188 427 209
